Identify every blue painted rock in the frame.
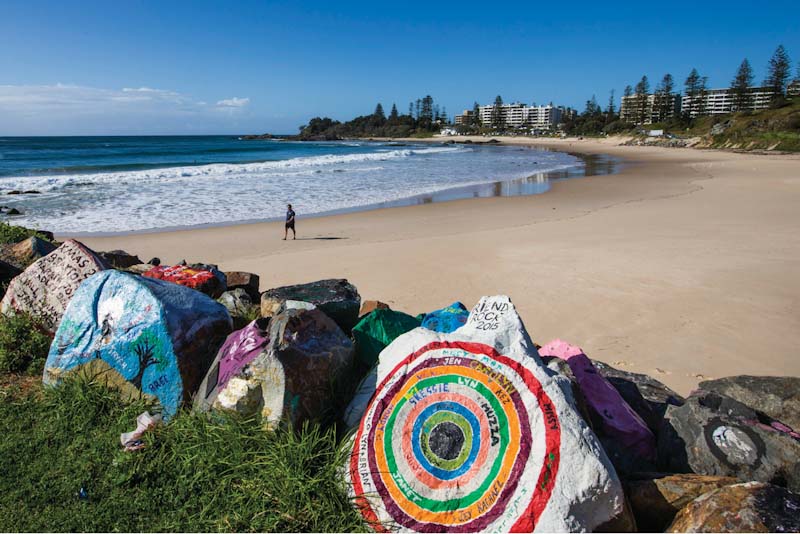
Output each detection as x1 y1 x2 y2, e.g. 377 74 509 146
195 307 354 428
44 270 232 420
344 295 630 532
260 279 361 333
1 239 109 333
419 301 469 333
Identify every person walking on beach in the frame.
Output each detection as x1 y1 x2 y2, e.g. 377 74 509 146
283 203 296 240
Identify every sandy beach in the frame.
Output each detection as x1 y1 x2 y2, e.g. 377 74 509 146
75 136 800 395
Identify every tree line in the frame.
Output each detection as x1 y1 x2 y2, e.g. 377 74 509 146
296 96 447 140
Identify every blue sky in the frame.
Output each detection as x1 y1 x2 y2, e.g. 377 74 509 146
1 0 798 135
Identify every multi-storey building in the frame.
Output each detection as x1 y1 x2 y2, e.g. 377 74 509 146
454 110 474 125
788 79 800 98
681 87 776 117
477 103 564 130
620 93 681 124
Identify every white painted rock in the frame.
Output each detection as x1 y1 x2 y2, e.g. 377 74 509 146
0 239 108 332
344 295 627 532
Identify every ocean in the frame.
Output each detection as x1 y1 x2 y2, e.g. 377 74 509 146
0 136 603 235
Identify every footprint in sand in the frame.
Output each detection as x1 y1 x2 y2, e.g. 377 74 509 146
655 367 671 375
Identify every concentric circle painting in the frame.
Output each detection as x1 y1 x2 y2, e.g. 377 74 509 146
349 340 562 532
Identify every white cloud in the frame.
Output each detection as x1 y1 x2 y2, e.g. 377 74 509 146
0 84 255 134
216 97 250 108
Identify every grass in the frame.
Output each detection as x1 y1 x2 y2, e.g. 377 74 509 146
0 222 53 245
0 312 53 375
0 374 368 532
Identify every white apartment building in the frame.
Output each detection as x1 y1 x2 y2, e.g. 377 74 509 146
620 93 681 124
681 87 776 117
477 103 563 130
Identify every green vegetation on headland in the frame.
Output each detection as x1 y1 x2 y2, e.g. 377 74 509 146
296 97 446 140
0 374 367 532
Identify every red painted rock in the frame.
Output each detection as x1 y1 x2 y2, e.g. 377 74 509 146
144 264 226 298
0 239 108 332
667 482 800 532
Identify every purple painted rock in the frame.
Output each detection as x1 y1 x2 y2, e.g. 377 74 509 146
224 271 260 301
44 270 232 420
194 318 271 413
539 339 656 473
195 307 354 428
667 482 800 533
0 239 109 332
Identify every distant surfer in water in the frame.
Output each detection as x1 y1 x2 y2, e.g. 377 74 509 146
284 203 296 240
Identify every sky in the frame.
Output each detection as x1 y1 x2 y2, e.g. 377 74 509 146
1 0 798 135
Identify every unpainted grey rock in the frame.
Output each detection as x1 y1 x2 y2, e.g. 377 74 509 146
667 482 800 532
261 278 360 333
217 288 257 329
658 390 800 492
700 375 800 431
0 236 56 269
99 249 143 269
224 271 260 301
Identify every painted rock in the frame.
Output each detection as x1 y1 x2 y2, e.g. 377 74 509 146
658 390 800 492
224 271 260 301
539 339 656 473
344 295 629 532
144 264 227 298
44 270 232 420
0 239 109 333
98 249 142 269
260 279 360 333
700 375 800 431
352 308 421 368
592 359 685 433
419 301 469 333
195 307 354 428
667 482 800 532
625 473 737 532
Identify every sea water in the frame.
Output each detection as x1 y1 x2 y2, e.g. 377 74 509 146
0 136 593 234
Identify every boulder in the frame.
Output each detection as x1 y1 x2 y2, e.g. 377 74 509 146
0 259 22 295
540 339 656 474
419 301 469 333
0 236 57 269
700 375 800 430
7 208 22 215
344 295 630 532
99 249 143 269
658 390 800 492
217 288 256 329
195 307 353 427
351 308 421 368
625 473 737 532
124 263 155 275
260 279 360 333
44 270 232 420
148 257 161 266
592 359 685 433
224 271 260 301
667 482 800 532
358 300 390 317
143 264 227 298
0 239 109 333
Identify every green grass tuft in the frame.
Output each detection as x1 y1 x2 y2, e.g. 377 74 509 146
0 222 53 245
0 375 368 532
0 312 53 375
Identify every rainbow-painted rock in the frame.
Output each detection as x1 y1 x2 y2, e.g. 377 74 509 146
344 295 629 532
43 270 232 420
0 239 109 333
194 307 354 428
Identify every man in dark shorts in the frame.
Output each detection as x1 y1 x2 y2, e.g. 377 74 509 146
283 203 296 240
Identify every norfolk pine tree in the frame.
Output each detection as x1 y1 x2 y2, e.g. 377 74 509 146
765 44 791 104
731 59 754 112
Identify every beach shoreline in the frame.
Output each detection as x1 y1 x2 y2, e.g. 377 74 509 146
76 136 800 395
